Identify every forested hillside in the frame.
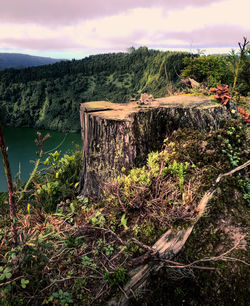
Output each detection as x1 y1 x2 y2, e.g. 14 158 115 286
0 48 191 131
0 47 249 132
0 53 62 71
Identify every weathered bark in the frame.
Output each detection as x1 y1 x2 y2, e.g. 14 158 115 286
79 96 235 198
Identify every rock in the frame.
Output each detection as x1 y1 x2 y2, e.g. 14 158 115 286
181 77 200 88
137 93 155 105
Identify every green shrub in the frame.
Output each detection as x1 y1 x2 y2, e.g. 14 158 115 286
35 150 82 212
104 139 196 243
182 55 233 88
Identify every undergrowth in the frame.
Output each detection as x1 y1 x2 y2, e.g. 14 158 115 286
0 119 249 305
103 140 197 245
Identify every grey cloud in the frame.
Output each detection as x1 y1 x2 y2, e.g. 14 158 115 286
1 0 224 25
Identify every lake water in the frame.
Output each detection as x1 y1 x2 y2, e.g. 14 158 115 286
0 127 82 192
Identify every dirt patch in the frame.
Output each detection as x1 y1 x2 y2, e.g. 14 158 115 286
219 218 248 251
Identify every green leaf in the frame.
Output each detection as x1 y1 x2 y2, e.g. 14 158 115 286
70 202 75 214
0 267 12 281
82 255 93 267
21 278 29 288
120 214 128 230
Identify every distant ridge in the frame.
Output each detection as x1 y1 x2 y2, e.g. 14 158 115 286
0 53 62 70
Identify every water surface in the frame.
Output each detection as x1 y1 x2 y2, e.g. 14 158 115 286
0 127 82 192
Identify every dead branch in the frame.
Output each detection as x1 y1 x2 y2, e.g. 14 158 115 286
18 132 50 203
39 276 91 294
0 275 23 287
116 187 127 213
238 36 249 53
215 159 250 184
160 235 249 269
0 124 17 245
232 36 249 92
131 238 158 255
114 160 250 305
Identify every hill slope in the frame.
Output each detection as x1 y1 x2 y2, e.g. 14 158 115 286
0 53 62 70
0 48 190 132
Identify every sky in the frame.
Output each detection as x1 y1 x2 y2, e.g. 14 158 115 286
0 0 249 59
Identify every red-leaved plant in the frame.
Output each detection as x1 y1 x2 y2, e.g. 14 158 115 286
210 84 250 124
209 84 231 105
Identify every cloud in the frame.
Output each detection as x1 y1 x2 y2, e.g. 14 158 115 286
152 25 249 48
1 38 82 51
3 24 247 54
0 0 249 57
1 0 224 25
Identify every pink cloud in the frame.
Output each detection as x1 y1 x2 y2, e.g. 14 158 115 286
155 25 250 48
1 0 224 25
1 24 248 54
1 38 82 50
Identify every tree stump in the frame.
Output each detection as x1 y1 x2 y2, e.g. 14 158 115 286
79 96 234 198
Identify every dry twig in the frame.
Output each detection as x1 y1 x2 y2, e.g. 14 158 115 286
115 160 250 305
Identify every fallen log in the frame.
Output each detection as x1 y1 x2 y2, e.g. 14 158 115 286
109 160 250 305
